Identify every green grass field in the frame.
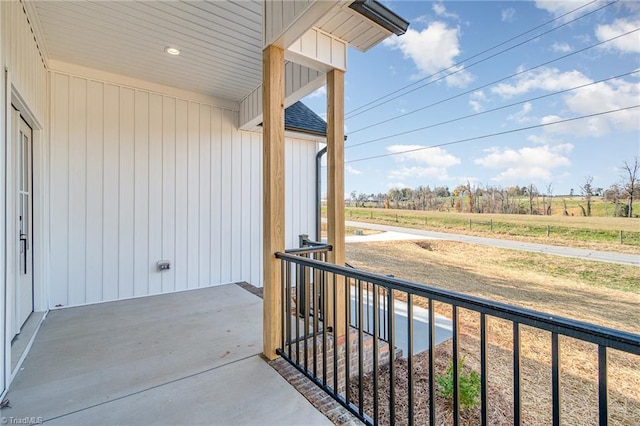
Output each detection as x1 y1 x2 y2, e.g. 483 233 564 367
331 204 640 248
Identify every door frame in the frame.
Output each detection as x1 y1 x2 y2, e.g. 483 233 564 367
2 71 48 389
15 114 34 334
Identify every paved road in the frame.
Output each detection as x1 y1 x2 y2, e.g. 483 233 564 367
345 220 640 267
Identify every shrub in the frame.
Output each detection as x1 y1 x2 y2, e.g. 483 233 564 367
436 356 481 409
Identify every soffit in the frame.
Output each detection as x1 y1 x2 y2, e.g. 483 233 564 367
315 6 392 52
32 0 263 102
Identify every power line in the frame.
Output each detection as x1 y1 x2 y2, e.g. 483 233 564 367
345 105 640 164
345 0 613 119
345 69 640 149
347 27 639 135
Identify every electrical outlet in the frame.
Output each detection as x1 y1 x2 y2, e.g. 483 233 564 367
157 260 171 271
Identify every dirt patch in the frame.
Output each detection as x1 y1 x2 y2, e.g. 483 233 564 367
350 337 513 426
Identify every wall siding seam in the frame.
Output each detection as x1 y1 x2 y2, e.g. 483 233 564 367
66 74 71 305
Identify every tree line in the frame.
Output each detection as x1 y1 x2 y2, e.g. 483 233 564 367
348 157 639 218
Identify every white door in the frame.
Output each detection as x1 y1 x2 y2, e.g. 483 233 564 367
15 116 33 332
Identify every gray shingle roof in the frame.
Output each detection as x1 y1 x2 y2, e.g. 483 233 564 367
284 101 326 137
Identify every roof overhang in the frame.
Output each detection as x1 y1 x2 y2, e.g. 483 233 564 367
348 0 409 36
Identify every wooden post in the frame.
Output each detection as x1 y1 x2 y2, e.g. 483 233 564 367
326 68 346 337
262 44 285 360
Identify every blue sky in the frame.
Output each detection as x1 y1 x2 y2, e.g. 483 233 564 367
302 0 640 197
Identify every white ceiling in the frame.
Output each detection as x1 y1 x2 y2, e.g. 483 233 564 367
33 0 264 102
31 1 394 103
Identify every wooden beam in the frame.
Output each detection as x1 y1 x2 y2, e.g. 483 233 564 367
262 44 286 360
326 68 346 337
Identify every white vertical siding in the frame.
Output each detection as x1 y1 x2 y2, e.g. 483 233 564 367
49 71 318 307
1 0 47 125
238 62 324 130
284 137 318 249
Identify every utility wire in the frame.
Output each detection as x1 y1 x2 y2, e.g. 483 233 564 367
345 69 640 149
345 105 640 164
345 0 612 119
347 27 640 136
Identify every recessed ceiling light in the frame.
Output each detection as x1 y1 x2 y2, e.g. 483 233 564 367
165 46 180 56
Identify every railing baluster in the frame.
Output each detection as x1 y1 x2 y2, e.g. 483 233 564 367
281 260 286 353
287 262 292 360
514 322 521 425
295 263 300 365
358 279 365 417
313 266 318 379
373 284 380 425
552 332 561 426
322 269 328 387
304 262 310 372
333 273 338 394
388 288 396 424
345 277 351 404
428 298 436 426
598 345 608 426
452 305 460 426
480 313 488 426
407 294 414 426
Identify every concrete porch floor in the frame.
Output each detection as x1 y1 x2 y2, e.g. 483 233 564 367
3 284 331 425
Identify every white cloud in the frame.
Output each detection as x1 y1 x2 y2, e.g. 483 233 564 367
469 100 483 113
595 18 640 54
346 165 361 175
307 85 326 98
475 144 573 182
433 2 459 20
501 8 516 23
383 22 474 87
386 145 460 181
491 67 591 98
387 145 461 167
389 166 448 180
507 102 533 123
468 90 486 112
551 42 572 53
543 78 640 136
573 34 591 44
535 1 600 22
492 67 640 137
574 33 591 44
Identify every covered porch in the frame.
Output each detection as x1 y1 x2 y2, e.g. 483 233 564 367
5 284 332 425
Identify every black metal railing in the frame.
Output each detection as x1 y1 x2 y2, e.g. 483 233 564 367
275 251 640 426
293 235 388 341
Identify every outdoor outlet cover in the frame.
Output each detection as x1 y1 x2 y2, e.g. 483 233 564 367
157 260 171 271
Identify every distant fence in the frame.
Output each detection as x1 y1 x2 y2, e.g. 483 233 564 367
345 209 640 246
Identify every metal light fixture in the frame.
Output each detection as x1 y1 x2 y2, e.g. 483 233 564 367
164 46 180 56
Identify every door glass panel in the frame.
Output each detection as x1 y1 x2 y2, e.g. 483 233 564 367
22 133 29 192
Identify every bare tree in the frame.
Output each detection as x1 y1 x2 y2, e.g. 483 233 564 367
545 182 554 215
604 184 622 217
621 156 639 218
526 183 538 215
580 176 594 217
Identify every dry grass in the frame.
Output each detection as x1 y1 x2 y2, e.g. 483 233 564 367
346 240 640 425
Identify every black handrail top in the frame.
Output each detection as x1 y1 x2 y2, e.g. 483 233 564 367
276 251 640 354
284 245 333 255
